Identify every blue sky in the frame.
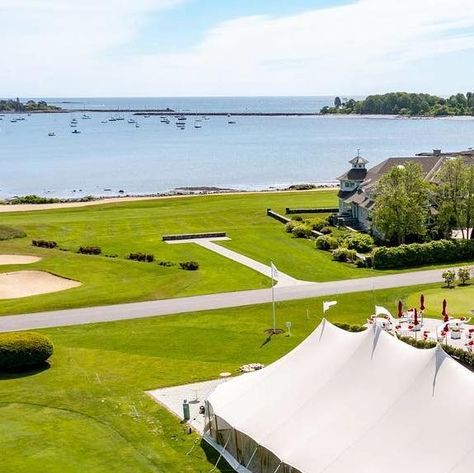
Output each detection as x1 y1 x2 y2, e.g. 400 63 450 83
2 0 474 96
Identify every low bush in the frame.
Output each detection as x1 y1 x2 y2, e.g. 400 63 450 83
334 322 367 332
320 226 333 235
290 215 304 222
128 252 154 262
0 332 54 371
180 261 199 271
32 239 57 249
9 195 61 204
291 224 312 239
342 233 374 253
78 246 102 255
285 221 296 233
0 225 26 241
458 267 472 285
315 235 338 251
332 247 357 262
398 335 474 370
307 217 329 232
158 260 175 267
372 239 474 269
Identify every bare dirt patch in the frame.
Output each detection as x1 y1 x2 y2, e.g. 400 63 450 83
0 271 81 299
0 255 42 265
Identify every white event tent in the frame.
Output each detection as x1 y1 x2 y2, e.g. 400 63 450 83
205 320 474 473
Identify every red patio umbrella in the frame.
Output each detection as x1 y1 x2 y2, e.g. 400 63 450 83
442 299 449 323
420 294 425 311
398 300 403 318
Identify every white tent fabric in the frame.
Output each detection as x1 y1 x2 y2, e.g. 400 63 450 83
205 320 474 473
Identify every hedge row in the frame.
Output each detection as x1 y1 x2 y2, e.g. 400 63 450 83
398 335 474 370
373 239 474 269
32 239 57 249
128 252 154 263
78 246 101 255
0 332 54 371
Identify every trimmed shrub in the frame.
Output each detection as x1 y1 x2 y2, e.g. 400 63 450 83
307 217 329 232
315 235 338 251
372 239 474 269
0 332 53 371
291 224 312 239
32 239 57 249
78 246 101 255
332 247 357 262
180 261 199 271
342 233 374 253
334 322 367 333
0 225 26 241
285 221 296 233
128 252 154 262
291 215 304 222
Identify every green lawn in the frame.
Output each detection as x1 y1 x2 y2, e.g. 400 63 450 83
0 281 459 473
0 190 380 315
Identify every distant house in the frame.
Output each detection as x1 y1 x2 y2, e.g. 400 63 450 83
337 149 474 232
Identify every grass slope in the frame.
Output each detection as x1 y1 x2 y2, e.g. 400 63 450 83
0 281 458 473
0 190 377 315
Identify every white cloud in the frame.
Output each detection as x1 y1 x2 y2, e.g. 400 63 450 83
2 0 474 96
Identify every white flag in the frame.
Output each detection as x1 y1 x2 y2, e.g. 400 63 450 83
323 301 337 313
270 262 279 281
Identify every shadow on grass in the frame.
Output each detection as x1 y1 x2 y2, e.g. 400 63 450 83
0 361 50 380
200 438 234 472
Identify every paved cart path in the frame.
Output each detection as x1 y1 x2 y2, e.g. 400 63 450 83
0 268 444 332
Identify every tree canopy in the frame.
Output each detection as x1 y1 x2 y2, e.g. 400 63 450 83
0 99 61 112
321 92 474 117
372 163 432 245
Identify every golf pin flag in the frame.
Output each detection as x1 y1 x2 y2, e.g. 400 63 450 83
270 262 279 281
323 301 337 313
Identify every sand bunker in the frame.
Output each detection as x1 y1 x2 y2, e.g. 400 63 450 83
0 270 81 299
0 255 42 265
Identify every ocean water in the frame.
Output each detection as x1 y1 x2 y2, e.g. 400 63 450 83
1 97 474 198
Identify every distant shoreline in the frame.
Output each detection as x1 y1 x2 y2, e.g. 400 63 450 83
0 186 338 213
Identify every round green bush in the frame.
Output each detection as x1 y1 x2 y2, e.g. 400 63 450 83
342 233 374 253
315 235 338 251
332 247 357 262
291 224 312 238
0 332 54 371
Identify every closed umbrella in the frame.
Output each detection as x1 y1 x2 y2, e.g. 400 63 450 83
398 300 403 318
442 299 449 323
420 294 425 324
414 308 419 326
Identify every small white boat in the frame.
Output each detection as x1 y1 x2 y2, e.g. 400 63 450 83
128 119 136 124
72 129 81 134
48 132 56 137
228 120 236 124
101 120 108 124
135 122 140 128
81 114 91 119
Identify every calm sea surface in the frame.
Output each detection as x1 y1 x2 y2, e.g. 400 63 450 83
1 97 474 198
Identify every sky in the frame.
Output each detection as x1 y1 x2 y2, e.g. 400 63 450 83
2 0 474 97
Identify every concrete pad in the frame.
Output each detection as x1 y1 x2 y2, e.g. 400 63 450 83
0 255 41 265
0 270 81 299
147 379 226 434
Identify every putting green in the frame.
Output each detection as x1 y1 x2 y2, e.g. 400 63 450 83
0 403 156 473
406 285 474 319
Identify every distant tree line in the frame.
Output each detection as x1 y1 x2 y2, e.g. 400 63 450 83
0 98 61 112
321 92 474 116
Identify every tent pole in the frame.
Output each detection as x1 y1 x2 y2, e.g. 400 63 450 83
271 263 276 332
245 446 259 468
273 463 283 473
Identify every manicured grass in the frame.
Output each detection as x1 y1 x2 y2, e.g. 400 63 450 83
0 190 379 315
406 283 474 318
0 281 450 473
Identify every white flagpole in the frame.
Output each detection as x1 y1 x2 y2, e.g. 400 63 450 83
271 261 276 332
